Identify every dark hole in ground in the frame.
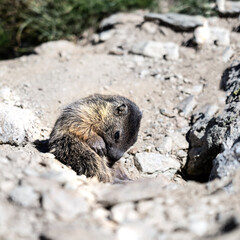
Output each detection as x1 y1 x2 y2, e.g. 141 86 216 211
39 234 53 240
181 37 197 48
34 139 49 153
221 216 239 233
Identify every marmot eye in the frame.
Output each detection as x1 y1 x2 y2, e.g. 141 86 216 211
114 131 120 141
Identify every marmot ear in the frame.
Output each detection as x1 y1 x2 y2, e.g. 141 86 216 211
114 103 128 116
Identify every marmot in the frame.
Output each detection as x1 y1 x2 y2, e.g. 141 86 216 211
49 94 142 182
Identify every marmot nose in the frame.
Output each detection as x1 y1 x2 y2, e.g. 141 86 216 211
108 148 124 161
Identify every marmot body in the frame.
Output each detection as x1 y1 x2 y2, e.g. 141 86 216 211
49 94 142 182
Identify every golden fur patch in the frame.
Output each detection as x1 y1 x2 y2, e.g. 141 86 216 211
69 102 111 141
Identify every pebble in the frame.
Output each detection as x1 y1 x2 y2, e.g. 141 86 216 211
109 46 124 56
9 185 39 208
144 13 206 31
189 219 208 236
111 202 139 223
194 20 210 45
117 223 157 240
141 22 158 34
0 156 9 164
160 108 175 118
176 95 197 117
182 84 203 95
130 41 179 60
137 200 154 215
222 46 234 62
157 136 173 154
99 29 115 42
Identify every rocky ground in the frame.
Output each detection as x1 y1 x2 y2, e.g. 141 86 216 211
0 4 240 240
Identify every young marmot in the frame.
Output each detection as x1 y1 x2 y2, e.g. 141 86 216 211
49 94 142 182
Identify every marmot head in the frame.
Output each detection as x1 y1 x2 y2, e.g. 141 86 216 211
98 95 142 164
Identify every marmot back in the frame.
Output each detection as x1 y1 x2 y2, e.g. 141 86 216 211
49 94 142 182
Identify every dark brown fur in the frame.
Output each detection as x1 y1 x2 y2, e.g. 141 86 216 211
49 94 142 182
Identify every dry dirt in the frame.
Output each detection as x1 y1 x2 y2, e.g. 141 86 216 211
0 11 240 240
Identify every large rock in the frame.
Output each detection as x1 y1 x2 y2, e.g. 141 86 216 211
41 222 113 240
209 27 230 46
130 41 179 60
186 61 240 179
194 24 230 46
144 13 206 31
210 142 240 179
216 0 240 17
134 152 180 178
42 187 89 221
95 177 173 206
0 103 39 145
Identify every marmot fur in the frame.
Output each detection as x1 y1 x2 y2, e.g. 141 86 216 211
49 94 142 182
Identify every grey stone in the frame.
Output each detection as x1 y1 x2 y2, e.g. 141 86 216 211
193 21 210 45
0 156 9 164
111 202 139 223
91 33 100 44
217 0 240 16
139 69 150 78
134 152 180 177
130 41 179 60
192 104 219 124
182 84 203 95
9 185 39 207
209 27 230 46
157 136 173 154
210 142 240 179
100 13 142 30
42 222 113 240
0 103 39 145
99 29 115 42
186 62 240 178
42 187 89 220
95 177 173 206
194 24 230 47
176 95 197 117
141 22 158 34
189 219 208 236
222 47 234 62
159 108 175 118
117 222 158 240
144 13 206 31
109 46 124 56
